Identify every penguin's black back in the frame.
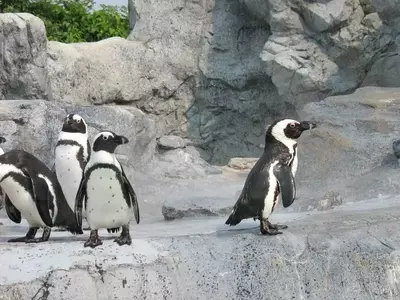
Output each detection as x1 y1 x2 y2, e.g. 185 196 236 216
0 150 82 234
226 138 291 225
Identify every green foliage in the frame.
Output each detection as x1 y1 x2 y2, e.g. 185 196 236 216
1 0 130 43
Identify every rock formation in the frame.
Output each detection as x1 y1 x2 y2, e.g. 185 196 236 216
2 1 400 163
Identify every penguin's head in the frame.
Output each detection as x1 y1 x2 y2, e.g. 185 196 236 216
62 113 87 134
0 136 6 144
268 119 316 144
92 131 129 153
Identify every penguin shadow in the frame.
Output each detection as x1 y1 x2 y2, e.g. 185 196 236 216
0 224 123 244
215 221 261 238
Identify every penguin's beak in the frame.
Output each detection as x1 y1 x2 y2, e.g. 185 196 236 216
114 135 129 145
0 137 6 144
299 121 317 131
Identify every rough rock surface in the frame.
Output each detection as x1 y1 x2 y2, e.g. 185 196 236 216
0 13 51 100
0 99 225 223
0 100 157 170
2 2 400 162
227 157 258 170
157 135 186 150
159 86 400 218
44 0 292 164
2 197 400 299
253 0 399 106
296 86 400 205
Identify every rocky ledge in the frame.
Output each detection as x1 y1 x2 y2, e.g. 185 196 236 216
1 196 400 299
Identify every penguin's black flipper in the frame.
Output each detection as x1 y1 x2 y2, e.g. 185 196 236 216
120 165 140 224
86 140 91 162
273 163 296 208
28 174 54 227
5 195 21 223
75 175 87 228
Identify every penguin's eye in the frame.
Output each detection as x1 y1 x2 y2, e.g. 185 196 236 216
102 135 108 140
76 119 81 123
289 123 295 128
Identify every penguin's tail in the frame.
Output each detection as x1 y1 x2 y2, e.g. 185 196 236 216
65 224 84 235
225 212 242 226
107 227 120 233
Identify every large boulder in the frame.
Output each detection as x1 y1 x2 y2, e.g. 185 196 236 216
296 86 400 205
249 0 398 106
0 100 157 170
0 13 51 100
45 0 293 164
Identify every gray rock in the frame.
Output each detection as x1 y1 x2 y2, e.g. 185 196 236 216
256 0 374 106
297 0 357 33
47 38 152 106
46 0 292 164
0 13 51 100
162 195 232 220
370 0 400 22
150 148 222 180
362 53 400 87
157 135 186 150
317 191 343 211
296 86 400 205
362 12 383 30
0 100 157 170
227 157 258 170
3 1 400 166
1 199 400 299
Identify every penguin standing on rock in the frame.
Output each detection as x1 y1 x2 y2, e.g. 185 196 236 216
0 136 6 155
0 136 6 210
75 131 140 248
54 114 90 221
225 119 316 235
0 150 83 242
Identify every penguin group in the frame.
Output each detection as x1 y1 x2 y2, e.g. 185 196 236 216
0 115 315 247
0 113 139 248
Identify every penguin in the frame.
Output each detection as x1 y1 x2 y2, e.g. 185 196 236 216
393 139 400 166
54 114 90 220
0 150 83 242
75 131 140 248
225 119 316 235
0 136 6 210
0 136 6 155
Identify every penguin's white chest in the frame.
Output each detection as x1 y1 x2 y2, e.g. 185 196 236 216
1 177 46 227
262 162 279 219
85 168 132 230
55 145 84 211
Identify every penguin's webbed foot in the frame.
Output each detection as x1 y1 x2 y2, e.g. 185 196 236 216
24 237 48 243
84 230 103 248
260 219 283 235
24 227 51 243
8 227 39 243
267 220 288 230
114 225 132 246
8 237 31 243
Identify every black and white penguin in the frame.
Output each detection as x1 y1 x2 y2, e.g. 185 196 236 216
0 150 83 242
0 136 6 155
54 114 90 219
0 136 6 210
225 119 316 235
393 139 400 166
75 131 140 248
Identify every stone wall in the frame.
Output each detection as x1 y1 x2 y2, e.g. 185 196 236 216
1 0 400 164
